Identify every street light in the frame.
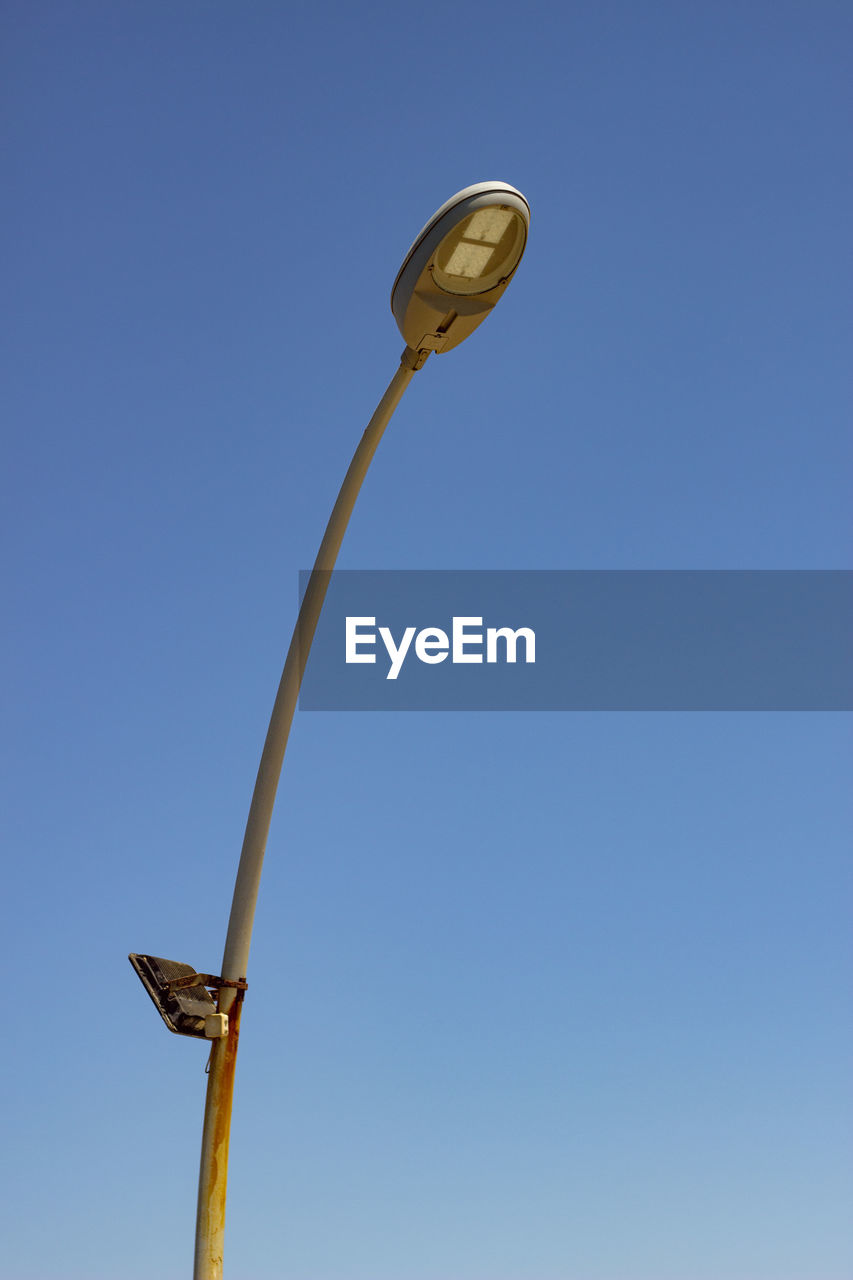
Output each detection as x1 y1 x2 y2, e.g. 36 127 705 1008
392 181 529 356
130 180 530 1280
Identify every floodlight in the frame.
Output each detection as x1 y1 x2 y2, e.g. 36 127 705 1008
129 953 229 1039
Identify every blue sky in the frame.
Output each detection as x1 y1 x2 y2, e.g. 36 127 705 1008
2 3 851 1278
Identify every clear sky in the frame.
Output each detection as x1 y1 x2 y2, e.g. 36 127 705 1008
2 3 851 1279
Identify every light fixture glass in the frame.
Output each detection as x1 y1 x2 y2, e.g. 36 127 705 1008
432 206 527 296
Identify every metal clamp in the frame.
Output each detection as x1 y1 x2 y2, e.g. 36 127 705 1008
166 972 248 994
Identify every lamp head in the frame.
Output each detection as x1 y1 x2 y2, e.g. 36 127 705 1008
391 181 530 354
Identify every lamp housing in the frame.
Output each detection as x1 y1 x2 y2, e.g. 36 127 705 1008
391 181 530 354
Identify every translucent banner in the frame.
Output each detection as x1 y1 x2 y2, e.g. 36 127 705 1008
297 571 852 711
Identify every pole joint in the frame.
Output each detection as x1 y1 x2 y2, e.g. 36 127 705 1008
400 345 432 371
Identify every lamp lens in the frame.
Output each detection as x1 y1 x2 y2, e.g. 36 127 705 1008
432 205 526 296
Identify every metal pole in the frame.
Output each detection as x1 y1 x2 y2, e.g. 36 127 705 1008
193 347 427 1280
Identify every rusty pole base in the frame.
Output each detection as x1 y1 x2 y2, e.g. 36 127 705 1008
193 990 242 1280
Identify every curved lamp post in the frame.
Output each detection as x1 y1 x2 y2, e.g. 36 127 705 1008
133 181 530 1280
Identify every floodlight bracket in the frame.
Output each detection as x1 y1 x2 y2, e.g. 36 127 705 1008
166 972 249 994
